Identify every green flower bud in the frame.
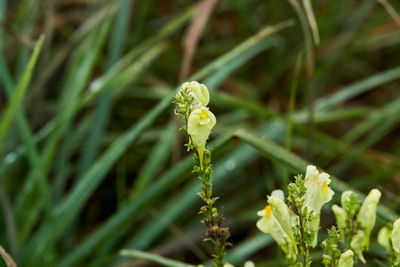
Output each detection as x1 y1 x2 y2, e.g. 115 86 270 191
304 165 334 215
350 230 367 263
392 218 400 254
338 250 354 267
341 190 355 210
357 189 381 248
187 107 216 168
244 261 255 267
378 226 392 251
332 204 347 239
310 215 320 247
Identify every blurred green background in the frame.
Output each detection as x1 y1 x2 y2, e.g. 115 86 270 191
1 0 400 266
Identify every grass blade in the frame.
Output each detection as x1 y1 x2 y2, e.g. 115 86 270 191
120 249 195 267
131 124 175 198
0 35 44 153
15 14 112 246
302 0 320 45
77 0 133 176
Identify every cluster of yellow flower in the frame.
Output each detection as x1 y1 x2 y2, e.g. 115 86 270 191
256 166 336 264
256 165 400 266
175 82 230 266
175 81 216 168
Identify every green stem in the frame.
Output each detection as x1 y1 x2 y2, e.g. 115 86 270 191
197 150 228 267
299 213 308 266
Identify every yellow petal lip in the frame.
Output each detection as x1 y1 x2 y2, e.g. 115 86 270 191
265 205 272 219
321 181 328 197
199 109 209 119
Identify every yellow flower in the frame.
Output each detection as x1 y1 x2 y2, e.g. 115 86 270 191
304 165 334 215
357 189 381 248
391 218 400 254
187 107 216 168
181 81 210 107
338 250 354 267
268 193 297 253
257 201 297 260
350 230 367 263
378 226 392 251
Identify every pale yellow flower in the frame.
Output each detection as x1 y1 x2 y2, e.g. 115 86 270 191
223 263 234 267
357 189 381 248
181 81 210 107
350 230 367 263
187 107 216 168
378 226 392 251
256 205 296 259
268 194 297 253
338 250 354 267
304 165 334 215
391 218 400 254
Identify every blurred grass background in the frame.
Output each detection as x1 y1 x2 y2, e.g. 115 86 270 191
1 0 400 266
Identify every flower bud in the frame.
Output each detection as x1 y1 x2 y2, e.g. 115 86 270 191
338 250 354 267
350 230 367 263
181 81 210 107
271 189 285 201
357 189 381 248
332 204 347 238
303 165 334 215
187 107 216 168
310 215 320 247
391 218 400 254
341 190 355 210
244 261 255 267
378 226 392 251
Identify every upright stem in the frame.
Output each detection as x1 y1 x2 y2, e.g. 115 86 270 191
197 150 230 267
292 203 309 267
298 212 308 266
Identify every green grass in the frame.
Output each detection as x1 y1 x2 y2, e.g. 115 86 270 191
1 0 400 266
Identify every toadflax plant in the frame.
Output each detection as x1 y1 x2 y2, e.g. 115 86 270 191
257 165 334 266
174 81 231 267
256 165 386 266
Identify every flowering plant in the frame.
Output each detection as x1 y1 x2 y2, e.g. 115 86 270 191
256 165 387 267
175 81 231 267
